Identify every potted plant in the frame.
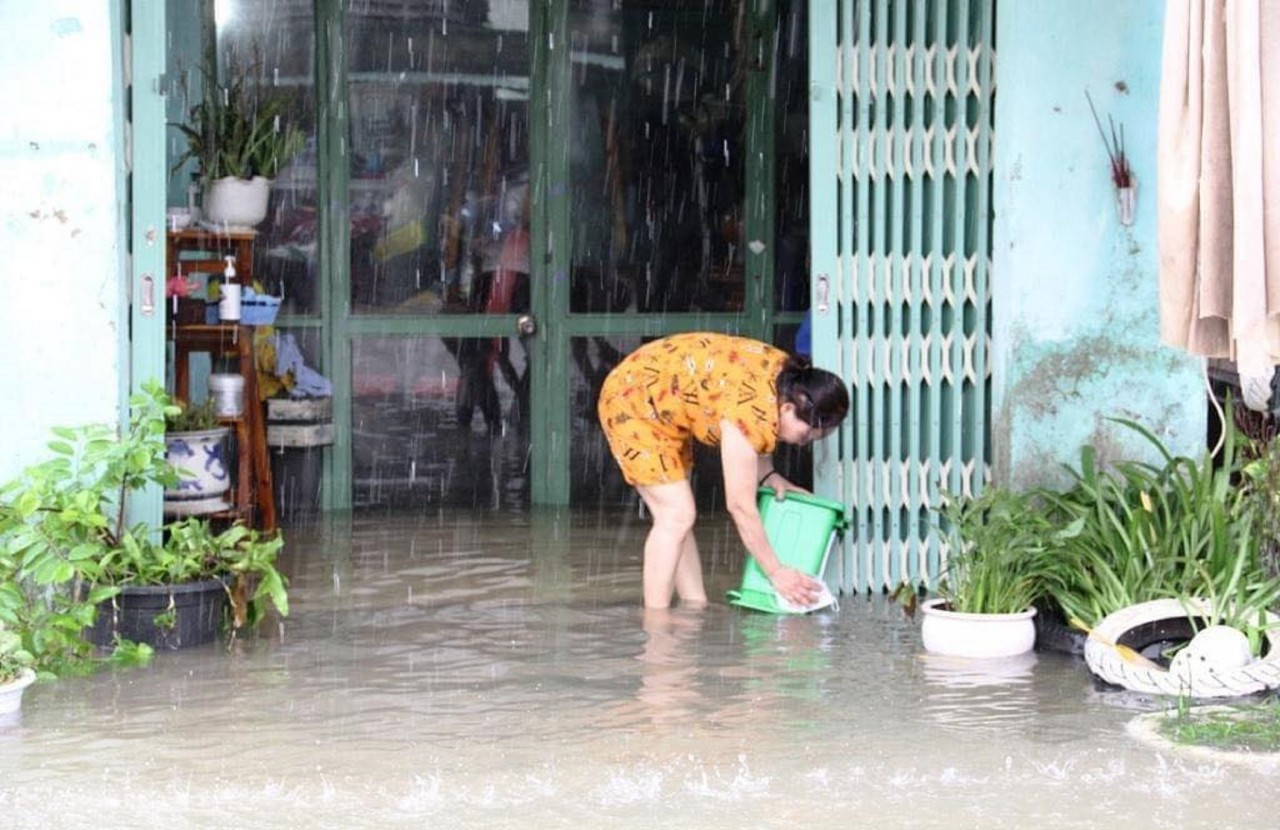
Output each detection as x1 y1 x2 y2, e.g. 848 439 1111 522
0 384 175 677
165 398 232 516
0 622 36 716
172 69 305 228
915 487 1072 659
0 383 290 666
87 517 287 650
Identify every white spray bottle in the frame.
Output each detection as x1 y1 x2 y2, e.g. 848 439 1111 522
218 255 242 322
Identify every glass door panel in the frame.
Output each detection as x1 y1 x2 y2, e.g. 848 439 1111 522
352 335 528 509
567 1 746 315
213 1 795 512
346 8 530 317
342 4 535 509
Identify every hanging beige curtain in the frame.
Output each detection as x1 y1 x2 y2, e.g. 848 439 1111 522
1158 0 1280 393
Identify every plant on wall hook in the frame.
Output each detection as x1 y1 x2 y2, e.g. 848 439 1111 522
1085 89 1136 226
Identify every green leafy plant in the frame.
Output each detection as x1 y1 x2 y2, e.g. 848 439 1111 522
933 487 1076 615
165 398 221 433
0 381 177 676
1037 415 1280 651
1160 697 1280 753
0 622 33 684
1241 432 1280 582
100 517 288 631
0 383 290 677
172 71 305 182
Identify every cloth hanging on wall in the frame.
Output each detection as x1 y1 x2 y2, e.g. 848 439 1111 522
1158 0 1280 401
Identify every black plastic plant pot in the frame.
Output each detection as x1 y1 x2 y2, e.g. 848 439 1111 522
86 577 229 650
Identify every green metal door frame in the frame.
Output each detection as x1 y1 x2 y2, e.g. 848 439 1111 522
315 0 351 511
284 0 784 509
125 0 168 532
529 0 572 504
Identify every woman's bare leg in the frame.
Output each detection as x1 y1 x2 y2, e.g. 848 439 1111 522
636 480 707 609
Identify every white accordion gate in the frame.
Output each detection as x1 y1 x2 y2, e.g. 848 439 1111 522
809 0 995 593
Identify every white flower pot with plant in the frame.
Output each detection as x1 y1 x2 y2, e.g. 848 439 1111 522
913 488 1071 659
0 625 36 716
172 70 304 229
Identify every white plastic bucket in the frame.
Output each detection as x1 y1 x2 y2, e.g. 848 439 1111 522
208 373 246 417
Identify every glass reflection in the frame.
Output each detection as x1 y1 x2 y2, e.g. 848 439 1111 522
346 5 530 315
569 1 745 314
351 336 528 509
215 6 318 317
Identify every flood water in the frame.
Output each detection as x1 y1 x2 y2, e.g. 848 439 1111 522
2 509 1277 829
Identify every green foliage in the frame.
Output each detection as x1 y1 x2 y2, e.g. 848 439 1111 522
1160 697 1280 753
172 72 305 182
0 382 176 676
104 638 154 669
1241 433 1280 581
0 622 34 684
0 383 289 677
1035 416 1280 651
934 487 1078 615
165 398 221 433
109 517 289 629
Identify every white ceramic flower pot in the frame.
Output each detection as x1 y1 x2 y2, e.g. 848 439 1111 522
919 597 1038 658
203 175 272 228
0 668 36 716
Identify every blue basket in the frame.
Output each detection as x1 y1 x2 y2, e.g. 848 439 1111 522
204 293 281 326
241 294 281 325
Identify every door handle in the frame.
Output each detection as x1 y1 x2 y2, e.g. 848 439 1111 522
516 314 537 336
140 274 156 316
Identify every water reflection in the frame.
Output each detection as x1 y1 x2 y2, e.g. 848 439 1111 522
919 651 1040 733
3 513 1279 829
632 608 705 723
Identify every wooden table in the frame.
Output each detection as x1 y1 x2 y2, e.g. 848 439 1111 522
171 323 276 532
167 227 255 283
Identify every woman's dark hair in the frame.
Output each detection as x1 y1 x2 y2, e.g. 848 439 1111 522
776 354 850 430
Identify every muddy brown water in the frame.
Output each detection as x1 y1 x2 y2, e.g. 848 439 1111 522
1 510 1275 829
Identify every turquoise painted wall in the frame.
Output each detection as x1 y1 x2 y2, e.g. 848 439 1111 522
0 3 127 480
991 1 1206 489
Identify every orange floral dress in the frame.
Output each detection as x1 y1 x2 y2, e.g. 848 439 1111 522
597 332 788 485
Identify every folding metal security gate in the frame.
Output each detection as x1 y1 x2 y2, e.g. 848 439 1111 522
809 0 995 593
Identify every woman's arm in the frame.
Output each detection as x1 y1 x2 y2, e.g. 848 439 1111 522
720 420 821 606
755 454 810 500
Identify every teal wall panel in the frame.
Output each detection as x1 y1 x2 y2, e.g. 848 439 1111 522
990 0 1205 489
0 2 128 481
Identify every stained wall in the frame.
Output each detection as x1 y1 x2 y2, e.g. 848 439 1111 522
990 0 1205 489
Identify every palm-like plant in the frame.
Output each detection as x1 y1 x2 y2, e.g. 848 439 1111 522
935 487 1072 615
1037 416 1280 650
173 74 304 182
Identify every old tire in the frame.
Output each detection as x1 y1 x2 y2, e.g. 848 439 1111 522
1084 598 1280 698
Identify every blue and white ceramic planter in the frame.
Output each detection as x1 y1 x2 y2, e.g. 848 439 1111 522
164 427 231 516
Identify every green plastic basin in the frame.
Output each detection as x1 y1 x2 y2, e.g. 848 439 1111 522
727 487 846 613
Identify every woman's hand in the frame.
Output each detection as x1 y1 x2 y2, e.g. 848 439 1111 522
761 471 810 501
769 565 823 607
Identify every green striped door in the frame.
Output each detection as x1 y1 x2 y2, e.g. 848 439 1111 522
810 0 995 593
